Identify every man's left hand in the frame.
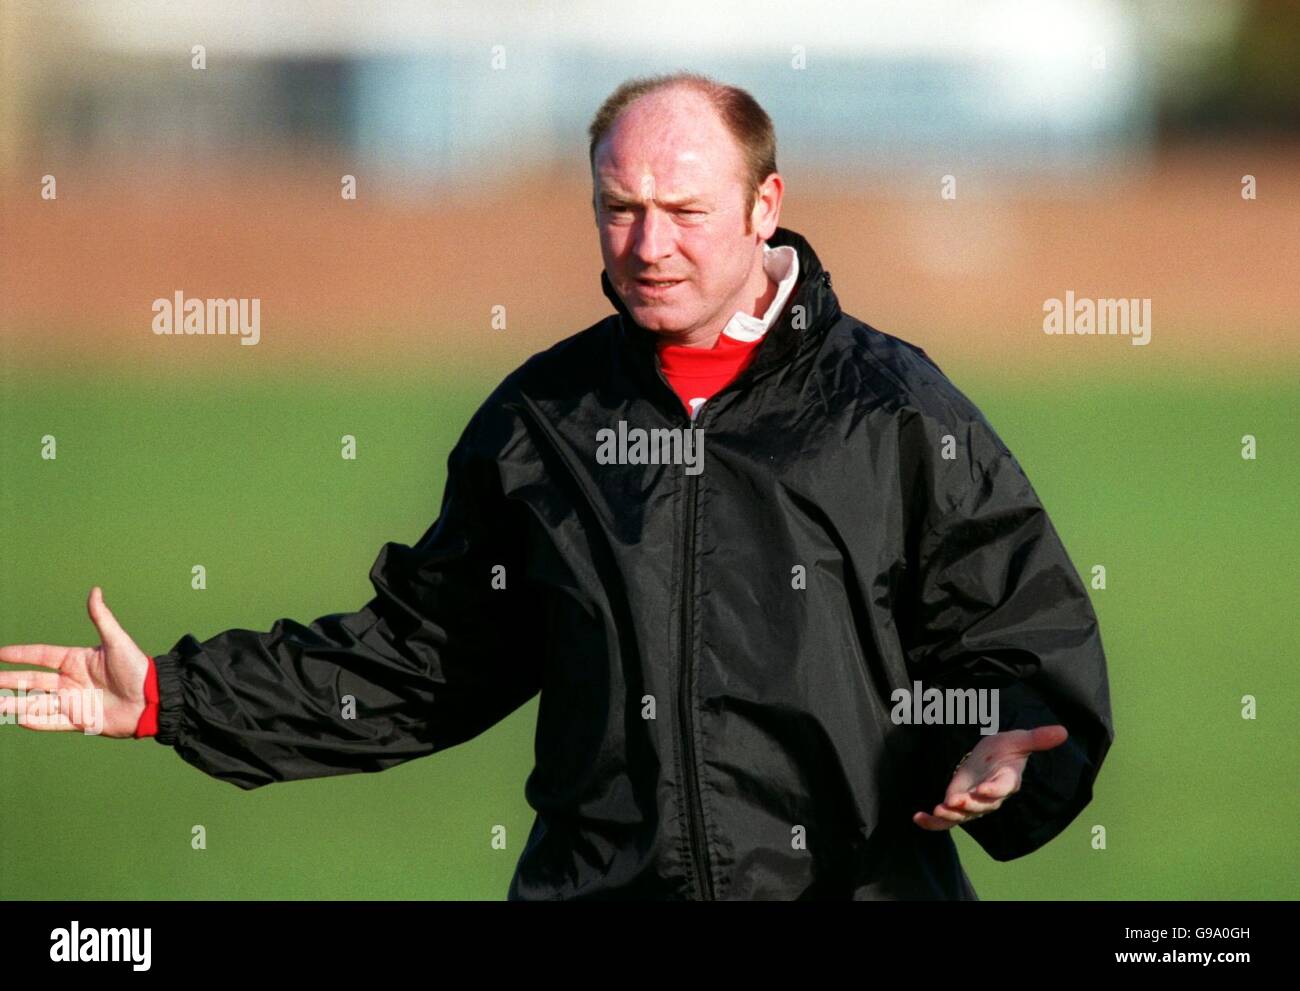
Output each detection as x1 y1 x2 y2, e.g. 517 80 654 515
912 725 1069 830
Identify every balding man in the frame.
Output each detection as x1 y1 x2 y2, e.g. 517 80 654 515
0 72 1113 900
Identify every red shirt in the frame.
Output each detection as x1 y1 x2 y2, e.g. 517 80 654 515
656 332 765 418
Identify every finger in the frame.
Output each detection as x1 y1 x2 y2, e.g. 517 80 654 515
947 791 1000 814
929 803 968 824
1013 724 1069 755
0 690 49 714
17 711 80 732
913 812 956 831
0 670 60 691
88 586 131 648
0 644 69 669
0 691 77 730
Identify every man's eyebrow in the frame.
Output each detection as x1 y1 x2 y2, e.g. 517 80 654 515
656 193 706 207
597 188 707 207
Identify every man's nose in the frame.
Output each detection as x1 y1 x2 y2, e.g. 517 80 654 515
632 207 673 265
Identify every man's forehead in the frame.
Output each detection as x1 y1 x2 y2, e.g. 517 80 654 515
595 142 745 200
595 99 738 190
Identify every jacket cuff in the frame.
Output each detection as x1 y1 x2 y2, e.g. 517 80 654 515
959 726 1097 862
152 650 185 746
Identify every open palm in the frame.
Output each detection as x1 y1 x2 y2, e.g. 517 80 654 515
0 587 149 737
913 725 1070 830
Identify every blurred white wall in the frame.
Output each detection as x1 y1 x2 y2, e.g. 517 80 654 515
1 0 1250 180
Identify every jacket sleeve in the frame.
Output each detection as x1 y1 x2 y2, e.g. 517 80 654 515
151 403 541 790
896 390 1115 862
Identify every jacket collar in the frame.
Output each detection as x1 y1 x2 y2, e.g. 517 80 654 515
601 226 842 410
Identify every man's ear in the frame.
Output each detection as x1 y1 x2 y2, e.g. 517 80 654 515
751 172 784 241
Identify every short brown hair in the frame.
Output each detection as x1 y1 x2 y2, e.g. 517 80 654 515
588 72 777 225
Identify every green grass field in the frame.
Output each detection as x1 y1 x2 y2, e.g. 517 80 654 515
1 353 1295 899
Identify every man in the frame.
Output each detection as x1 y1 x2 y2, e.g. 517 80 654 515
0 72 1113 899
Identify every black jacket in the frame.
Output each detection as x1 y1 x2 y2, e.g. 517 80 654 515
152 226 1114 900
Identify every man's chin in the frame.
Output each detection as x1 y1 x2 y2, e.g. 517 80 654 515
629 307 692 336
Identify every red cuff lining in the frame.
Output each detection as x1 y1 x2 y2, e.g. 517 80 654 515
133 656 160 738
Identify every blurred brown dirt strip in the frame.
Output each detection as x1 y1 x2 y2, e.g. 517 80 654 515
2 141 1296 376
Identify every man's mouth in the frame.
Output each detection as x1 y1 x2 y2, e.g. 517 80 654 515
635 277 684 294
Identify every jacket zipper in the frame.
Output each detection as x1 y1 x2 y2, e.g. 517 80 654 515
639 333 718 900
629 275 828 899
677 400 716 901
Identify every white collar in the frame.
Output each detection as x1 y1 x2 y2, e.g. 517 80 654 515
720 243 800 343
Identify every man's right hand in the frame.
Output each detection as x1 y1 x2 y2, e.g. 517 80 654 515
0 586 150 738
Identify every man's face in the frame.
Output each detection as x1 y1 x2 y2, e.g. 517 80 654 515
592 89 775 342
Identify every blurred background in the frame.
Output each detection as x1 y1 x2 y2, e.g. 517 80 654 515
1 0 1296 901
